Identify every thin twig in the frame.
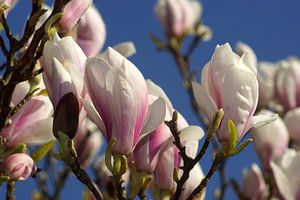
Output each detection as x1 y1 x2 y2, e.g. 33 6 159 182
188 152 226 199
6 181 15 200
50 168 70 200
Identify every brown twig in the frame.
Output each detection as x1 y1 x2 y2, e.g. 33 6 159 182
188 152 225 199
6 181 15 200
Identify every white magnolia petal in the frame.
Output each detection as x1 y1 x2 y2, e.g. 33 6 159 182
141 97 166 135
12 81 30 106
81 98 107 139
270 161 294 200
211 43 235 79
146 79 173 114
112 41 136 58
235 42 257 75
240 53 257 75
180 126 204 142
52 58 77 106
250 113 278 129
192 81 217 121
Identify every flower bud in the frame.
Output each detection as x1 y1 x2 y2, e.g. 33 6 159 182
251 110 289 169
1 153 37 181
155 0 201 36
132 80 173 173
152 113 205 199
284 108 300 142
274 57 300 112
192 43 274 143
76 5 106 57
53 93 79 139
42 33 87 108
59 0 92 31
84 47 165 156
243 164 267 200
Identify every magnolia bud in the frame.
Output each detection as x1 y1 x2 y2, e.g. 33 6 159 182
1 153 37 181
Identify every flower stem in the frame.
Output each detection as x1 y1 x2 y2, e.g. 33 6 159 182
188 152 226 199
6 181 15 200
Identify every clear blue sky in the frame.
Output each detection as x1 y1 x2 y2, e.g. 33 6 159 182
3 0 300 199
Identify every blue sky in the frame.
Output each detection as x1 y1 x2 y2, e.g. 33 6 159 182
3 0 300 199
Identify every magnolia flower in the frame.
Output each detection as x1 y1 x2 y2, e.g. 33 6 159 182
74 120 102 167
256 62 278 108
133 80 204 173
152 114 205 199
243 164 267 200
84 47 166 156
271 149 300 200
274 57 300 112
1 82 53 147
0 153 37 181
155 0 201 36
132 81 172 173
251 110 289 169
284 108 300 143
76 5 106 57
192 43 274 142
59 0 92 31
41 33 87 108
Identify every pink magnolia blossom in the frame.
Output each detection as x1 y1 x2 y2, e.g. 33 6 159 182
192 43 274 143
284 108 300 142
76 5 106 57
270 149 300 200
0 153 37 181
41 33 87 108
152 112 205 199
243 164 267 200
274 57 300 112
1 83 53 147
252 110 289 169
155 0 201 36
59 0 92 31
84 47 166 156
133 80 181 173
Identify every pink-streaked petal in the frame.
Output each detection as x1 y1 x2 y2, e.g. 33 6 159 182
6 117 54 147
59 0 92 30
77 5 106 57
